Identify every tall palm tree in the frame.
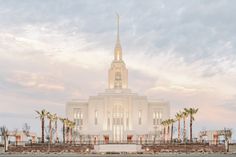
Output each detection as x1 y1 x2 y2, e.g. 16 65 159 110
66 121 71 143
161 120 167 142
59 117 67 143
36 109 48 143
53 114 59 143
185 108 199 142
169 119 175 143
47 112 53 144
165 119 171 142
71 121 76 143
175 112 183 142
183 109 189 142
65 119 71 143
47 113 58 144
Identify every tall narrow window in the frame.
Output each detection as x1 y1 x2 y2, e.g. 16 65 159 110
126 112 129 129
153 111 161 125
95 110 98 125
153 112 156 125
138 110 142 125
159 112 162 124
156 112 159 125
81 113 83 125
107 112 110 130
74 109 83 130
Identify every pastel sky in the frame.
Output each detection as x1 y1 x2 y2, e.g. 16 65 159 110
0 0 236 140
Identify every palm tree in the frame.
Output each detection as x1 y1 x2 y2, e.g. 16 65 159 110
66 121 71 143
47 113 57 144
36 109 48 143
169 119 175 143
47 112 53 144
183 109 189 142
67 121 75 143
65 119 71 143
70 121 76 143
165 120 171 142
53 114 59 143
161 120 167 142
175 112 183 142
59 117 67 143
185 108 199 142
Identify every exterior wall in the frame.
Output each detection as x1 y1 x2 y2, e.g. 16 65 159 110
66 89 170 142
66 101 88 134
148 101 170 140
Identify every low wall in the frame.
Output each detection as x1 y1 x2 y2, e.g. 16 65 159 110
8 144 94 153
8 143 226 154
142 144 225 153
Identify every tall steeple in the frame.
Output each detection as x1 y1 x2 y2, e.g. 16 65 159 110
108 14 128 89
114 13 122 61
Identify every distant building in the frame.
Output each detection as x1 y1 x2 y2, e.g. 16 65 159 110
66 15 170 143
0 131 36 145
199 129 232 144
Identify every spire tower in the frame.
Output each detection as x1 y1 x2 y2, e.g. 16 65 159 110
108 14 128 89
114 13 122 61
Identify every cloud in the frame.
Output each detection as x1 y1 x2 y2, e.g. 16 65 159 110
6 71 65 91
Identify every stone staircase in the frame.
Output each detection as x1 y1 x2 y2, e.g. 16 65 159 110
94 144 143 153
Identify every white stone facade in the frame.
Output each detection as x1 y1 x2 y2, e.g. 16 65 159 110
66 15 170 143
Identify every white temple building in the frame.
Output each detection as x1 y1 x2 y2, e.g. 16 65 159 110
66 15 170 144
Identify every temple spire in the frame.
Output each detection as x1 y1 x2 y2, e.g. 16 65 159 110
109 13 128 89
114 13 122 61
116 13 120 43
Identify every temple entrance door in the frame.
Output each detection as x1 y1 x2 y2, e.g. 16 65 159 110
140 137 143 144
94 137 97 144
112 104 124 143
127 135 133 143
104 135 109 144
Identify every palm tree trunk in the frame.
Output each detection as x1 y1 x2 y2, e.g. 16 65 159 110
66 127 69 143
49 120 52 144
163 127 166 142
190 115 193 142
171 123 173 143
178 119 180 142
55 120 58 143
183 117 186 142
70 128 73 144
42 117 44 143
63 123 65 143
167 125 170 142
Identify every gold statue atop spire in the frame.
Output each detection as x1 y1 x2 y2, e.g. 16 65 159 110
114 13 122 61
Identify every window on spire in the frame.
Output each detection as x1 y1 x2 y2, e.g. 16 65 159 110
117 51 120 60
115 72 121 80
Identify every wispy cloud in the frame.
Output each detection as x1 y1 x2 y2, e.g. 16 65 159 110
6 71 65 91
